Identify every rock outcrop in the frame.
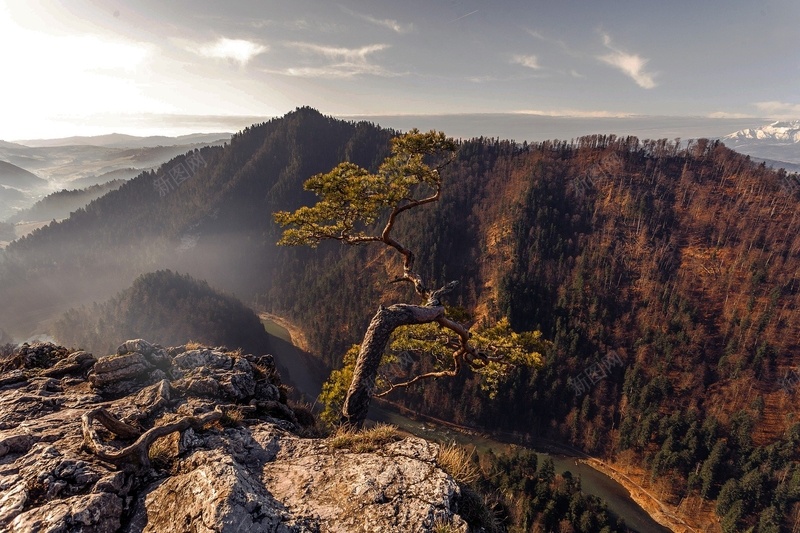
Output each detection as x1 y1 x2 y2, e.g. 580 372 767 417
0 341 470 532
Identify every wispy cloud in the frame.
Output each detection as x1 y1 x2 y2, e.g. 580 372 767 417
597 34 656 89
339 6 413 34
708 111 757 119
188 38 268 66
514 108 635 118
524 28 546 41
274 42 399 78
754 101 800 119
523 28 580 58
288 42 388 62
511 54 542 70
250 19 344 33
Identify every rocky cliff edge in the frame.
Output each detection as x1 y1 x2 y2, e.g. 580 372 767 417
0 340 470 532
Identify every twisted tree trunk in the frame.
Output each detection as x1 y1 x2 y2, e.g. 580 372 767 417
341 303 445 429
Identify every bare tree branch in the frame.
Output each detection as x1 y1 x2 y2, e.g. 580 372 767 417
374 365 460 397
378 186 441 297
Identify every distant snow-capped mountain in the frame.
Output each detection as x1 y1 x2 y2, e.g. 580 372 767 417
722 121 800 166
725 121 800 144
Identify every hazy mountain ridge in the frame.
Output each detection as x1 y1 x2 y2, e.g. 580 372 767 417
69 167 143 189
0 160 46 189
0 108 392 336
14 131 231 149
0 162 48 223
5 180 125 224
0 140 230 183
0 135 233 222
53 270 273 358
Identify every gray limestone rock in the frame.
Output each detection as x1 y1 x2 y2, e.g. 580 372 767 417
90 352 153 389
0 340 470 533
117 339 154 357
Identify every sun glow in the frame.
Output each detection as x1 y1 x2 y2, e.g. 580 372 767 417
0 5 170 138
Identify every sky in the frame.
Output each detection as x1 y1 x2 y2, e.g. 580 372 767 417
1 0 800 140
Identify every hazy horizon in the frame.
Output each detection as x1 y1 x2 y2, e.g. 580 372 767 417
3 112 775 145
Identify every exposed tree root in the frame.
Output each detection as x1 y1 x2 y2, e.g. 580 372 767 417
82 406 227 468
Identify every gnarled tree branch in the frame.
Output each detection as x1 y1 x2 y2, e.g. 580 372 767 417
380 184 441 297
374 347 462 397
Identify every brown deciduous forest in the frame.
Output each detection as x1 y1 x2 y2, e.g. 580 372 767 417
2 109 799 530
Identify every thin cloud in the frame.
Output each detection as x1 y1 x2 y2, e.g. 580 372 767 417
523 28 580 58
514 108 635 118
274 42 399 78
278 64 399 78
339 6 413 34
251 19 307 30
192 38 268 66
755 101 800 119
250 19 344 33
597 34 656 89
524 28 546 41
708 111 757 119
512 54 542 70
287 42 388 61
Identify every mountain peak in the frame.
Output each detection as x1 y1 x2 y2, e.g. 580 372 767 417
725 120 800 144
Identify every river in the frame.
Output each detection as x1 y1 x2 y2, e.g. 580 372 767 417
261 316 673 533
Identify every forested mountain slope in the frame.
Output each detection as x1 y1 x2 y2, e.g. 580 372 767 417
0 160 46 189
1 109 799 530
0 107 393 336
6 179 125 224
53 270 273 358
268 131 800 531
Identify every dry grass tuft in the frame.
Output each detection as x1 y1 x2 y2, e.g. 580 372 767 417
148 431 180 469
436 442 479 485
220 407 245 427
432 517 459 533
184 340 204 350
328 423 401 453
